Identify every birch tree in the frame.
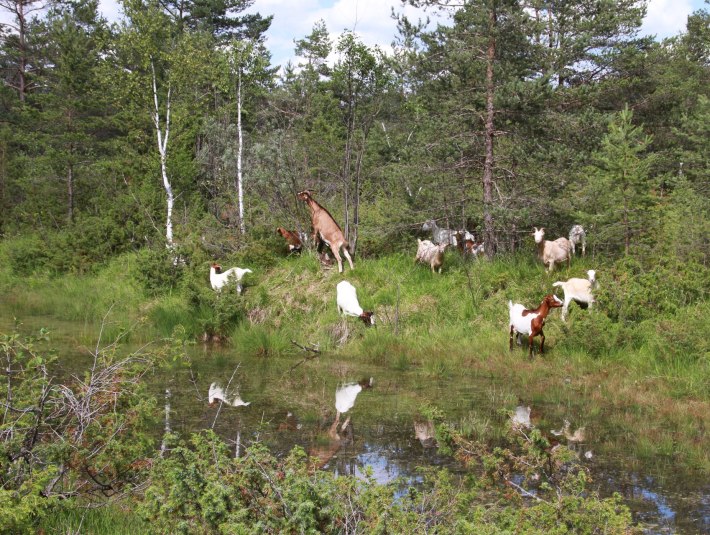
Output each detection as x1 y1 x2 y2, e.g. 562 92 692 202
221 39 272 234
118 0 182 248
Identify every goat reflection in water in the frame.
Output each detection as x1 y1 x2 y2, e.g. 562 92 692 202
208 382 251 407
309 378 373 469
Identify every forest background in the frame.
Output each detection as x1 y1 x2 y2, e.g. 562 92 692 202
0 0 709 532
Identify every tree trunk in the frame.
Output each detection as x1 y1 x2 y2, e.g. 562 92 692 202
67 161 74 224
482 6 497 259
236 68 245 235
151 61 174 248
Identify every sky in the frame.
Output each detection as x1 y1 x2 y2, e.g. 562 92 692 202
238 0 707 70
2 0 707 70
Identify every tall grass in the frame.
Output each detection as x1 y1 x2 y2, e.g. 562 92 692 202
39 504 147 535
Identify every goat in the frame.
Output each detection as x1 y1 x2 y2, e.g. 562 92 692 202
552 269 597 321
456 232 485 258
533 227 572 273
415 239 448 273
208 383 250 407
422 219 456 244
568 224 586 256
336 280 374 326
210 264 252 293
297 190 354 273
508 294 563 358
276 227 303 254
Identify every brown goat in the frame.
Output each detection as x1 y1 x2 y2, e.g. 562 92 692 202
508 294 563 358
276 227 303 254
297 190 354 273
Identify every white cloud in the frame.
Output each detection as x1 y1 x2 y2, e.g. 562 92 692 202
640 0 694 39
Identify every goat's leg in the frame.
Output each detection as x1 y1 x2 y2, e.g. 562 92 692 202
539 330 546 354
509 326 515 351
528 334 535 358
341 245 354 270
331 245 344 273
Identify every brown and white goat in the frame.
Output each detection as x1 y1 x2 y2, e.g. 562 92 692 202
456 231 485 258
297 190 354 273
508 294 563 358
276 227 303 254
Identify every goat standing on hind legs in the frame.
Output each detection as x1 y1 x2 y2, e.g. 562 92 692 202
297 190 354 273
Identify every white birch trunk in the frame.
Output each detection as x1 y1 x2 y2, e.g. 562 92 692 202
151 60 174 248
236 68 245 235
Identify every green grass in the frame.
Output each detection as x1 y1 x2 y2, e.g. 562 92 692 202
39 504 147 535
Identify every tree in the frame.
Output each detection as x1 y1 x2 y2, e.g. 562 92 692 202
331 32 392 254
401 0 533 257
0 0 45 102
527 0 647 86
32 0 109 224
157 0 271 41
588 105 655 255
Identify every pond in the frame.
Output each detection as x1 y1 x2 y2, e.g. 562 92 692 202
1 310 708 534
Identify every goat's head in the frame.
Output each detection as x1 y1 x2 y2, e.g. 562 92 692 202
276 227 287 236
211 263 222 273
422 220 435 232
359 311 375 326
358 377 374 389
545 294 564 309
297 190 314 202
533 227 545 243
587 269 597 285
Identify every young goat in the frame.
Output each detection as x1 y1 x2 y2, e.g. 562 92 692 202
210 264 252 293
568 224 586 256
298 190 354 273
276 227 303 254
508 294 563 358
552 269 597 321
415 239 448 273
336 281 375 326
534 227 572 273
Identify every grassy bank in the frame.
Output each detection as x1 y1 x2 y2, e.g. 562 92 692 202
0 243 708 472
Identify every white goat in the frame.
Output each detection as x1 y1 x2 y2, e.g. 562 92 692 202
415 239 448 273
568 224 586 256
552 269 597 321
533 227 572 273
210 263 253 293
336 280 374 325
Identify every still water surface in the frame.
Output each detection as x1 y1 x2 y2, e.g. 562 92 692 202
2 312 707 534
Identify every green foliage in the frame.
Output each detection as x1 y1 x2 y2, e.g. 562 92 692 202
140 427 636 534
133 246 185 295
0 328 158 532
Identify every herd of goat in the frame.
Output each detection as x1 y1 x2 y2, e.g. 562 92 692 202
209 191 596 358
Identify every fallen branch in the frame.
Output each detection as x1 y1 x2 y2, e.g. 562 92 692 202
286 341 321 373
